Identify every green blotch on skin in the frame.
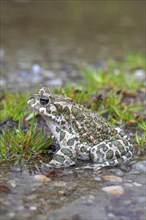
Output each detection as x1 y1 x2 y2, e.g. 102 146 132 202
56 127 60 133
54 155 65 163
46 106 51 113
106 150 114 159
61 148 73 157
65 115 70 120
63 106 70 115
112 140 125 154
67 138 76 146
52 111 58 116
71 106 78 116
115 151 120 158
55 103 63 112
90 121 96 127
76 112 85 121
60 131 66 141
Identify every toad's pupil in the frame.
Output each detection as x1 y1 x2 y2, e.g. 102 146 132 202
40 96 49 105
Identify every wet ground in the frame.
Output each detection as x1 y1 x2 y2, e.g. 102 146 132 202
0 158 146 220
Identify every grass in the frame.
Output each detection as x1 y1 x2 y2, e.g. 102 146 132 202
0 53 145 162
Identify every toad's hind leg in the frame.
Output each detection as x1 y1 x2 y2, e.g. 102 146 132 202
89 139 133 169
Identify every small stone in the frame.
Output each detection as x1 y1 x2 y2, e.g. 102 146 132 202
133 182 142 187
108 212 115 218
87 195 95 204
34 175 51 182
54 181 67 187
124 200 131 205
29 206 37 210
58 190 65 195
124 183 133 187
94 176 102 181
27 194 37 200
7 179 16 188
102 175 123 183
132 161 146 173
31 64 41 74
102 185 124 195
133 68 146 81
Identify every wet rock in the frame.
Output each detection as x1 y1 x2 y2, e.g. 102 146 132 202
124 182 133 187
27 194 38 200
0 184 11 193
31 64 42 74
29 205 37 210
34 175 51 182
132 161 146 173
54 181 67 187
7 179 17 188
102 185 124 195
133 68 146 82
87 195 95 204
102 175 123 183
94 176 102 182
133 182 142 187
107 168 125 177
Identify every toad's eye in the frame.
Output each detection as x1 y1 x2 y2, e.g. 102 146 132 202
40 96 49 105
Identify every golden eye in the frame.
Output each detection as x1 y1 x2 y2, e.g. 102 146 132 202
40 96 49 105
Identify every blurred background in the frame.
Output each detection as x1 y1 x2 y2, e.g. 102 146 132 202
1 0 145 91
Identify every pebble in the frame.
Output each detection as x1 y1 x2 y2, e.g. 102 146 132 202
31 64 41 74
54 181 67 187
34 175 51 182
124 183 133 187
102 185 124 195
132 161 146 173
27 194 38 200
7 179 16 188
133 68 146 81
102 175 123 183
87 195 95 204
94 176 102 182
133 182 142 187
29 206 37 211
108 212 115 218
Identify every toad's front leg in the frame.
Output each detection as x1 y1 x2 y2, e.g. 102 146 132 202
45 131 78 168
47 147 77 168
